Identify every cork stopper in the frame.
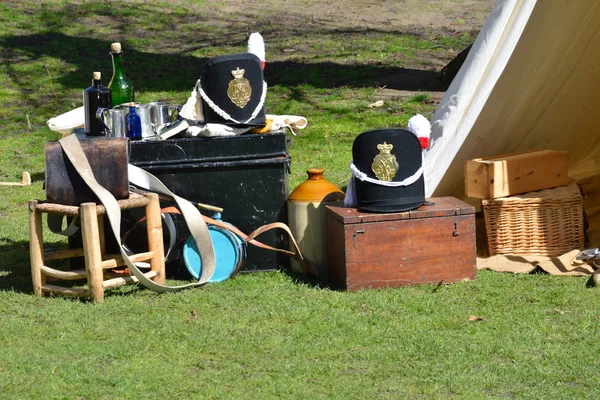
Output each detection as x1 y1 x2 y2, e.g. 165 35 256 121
130 102 135 107
93 71 101 80
111 42 122 52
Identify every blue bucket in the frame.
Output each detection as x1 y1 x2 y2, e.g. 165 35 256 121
183 217 245 282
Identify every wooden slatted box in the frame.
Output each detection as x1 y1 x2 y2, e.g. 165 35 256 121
464 149 568 199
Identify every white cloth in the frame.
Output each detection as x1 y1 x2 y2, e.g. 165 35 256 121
424 0 536 196
266 114 307 135
46 106 84 135
183 114 308 138
185 123 251 137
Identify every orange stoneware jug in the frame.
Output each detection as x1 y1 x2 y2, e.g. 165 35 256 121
287 169 345 275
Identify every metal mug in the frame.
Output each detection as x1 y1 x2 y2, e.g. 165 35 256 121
148 102 179 134
119 103 154 138
136 104 154 138
96 107 127 138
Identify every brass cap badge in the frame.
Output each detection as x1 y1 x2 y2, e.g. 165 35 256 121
227 67 252 108
371 142 399 181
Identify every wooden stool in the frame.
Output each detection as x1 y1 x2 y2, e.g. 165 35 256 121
28 192 166 303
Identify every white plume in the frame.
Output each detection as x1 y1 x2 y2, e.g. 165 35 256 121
407 114 431 138
248 32 265 63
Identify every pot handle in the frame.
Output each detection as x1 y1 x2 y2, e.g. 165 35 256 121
95 108 112 132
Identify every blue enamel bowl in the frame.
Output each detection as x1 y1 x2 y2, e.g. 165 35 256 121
183 225 245 282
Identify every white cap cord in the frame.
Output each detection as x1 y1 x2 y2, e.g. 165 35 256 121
349 155 424 187
199 81 267 125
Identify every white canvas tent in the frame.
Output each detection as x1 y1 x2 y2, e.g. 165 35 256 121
425 0 600 244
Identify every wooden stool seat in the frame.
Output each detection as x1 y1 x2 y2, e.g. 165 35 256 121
28 192 166 303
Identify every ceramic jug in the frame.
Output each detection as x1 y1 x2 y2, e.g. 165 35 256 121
287 169 344 275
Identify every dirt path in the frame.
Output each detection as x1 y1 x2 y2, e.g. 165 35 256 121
205 0 496 95
219 0 494 35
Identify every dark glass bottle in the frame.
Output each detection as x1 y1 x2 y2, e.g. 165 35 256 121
108 42 135 106
126 102 142 141
83 71 112 136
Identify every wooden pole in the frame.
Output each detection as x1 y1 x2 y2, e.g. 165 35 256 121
145 193 166 285
28 200 44 296
80 203 104 303
98 213 106 264
0 171 31 186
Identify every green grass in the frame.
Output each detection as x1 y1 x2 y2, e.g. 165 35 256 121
0 1 599 399
1 269 599 399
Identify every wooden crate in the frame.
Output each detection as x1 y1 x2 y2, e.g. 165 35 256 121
464 149 568 199
482 181 585 257
325 197 476 291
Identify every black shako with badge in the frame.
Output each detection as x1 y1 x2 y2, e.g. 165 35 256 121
198 53 267 128
345 115 431 213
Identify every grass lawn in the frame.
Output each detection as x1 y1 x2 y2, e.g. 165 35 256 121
0 1 599 398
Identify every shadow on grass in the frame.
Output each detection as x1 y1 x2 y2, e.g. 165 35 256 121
1 32 447 97
0 238 150 299
279 267 343 291
0 239 37 294
30 172 45 184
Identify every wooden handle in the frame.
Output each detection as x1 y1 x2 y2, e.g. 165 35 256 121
0 171 31 186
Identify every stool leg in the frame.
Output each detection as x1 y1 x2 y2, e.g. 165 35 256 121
28 200 45 297
145 193 165 285
97 215 108 281
98 214 106 259
80 203 104 303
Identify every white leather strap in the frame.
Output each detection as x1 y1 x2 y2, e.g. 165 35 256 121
47 214 80 236
59 134 216 293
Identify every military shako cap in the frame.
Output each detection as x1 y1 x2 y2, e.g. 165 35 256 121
351 128 425 212
199 53 267 128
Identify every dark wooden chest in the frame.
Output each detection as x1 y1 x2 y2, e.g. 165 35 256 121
325 197 476 291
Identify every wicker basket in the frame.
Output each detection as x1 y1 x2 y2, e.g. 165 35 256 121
482 181 585 257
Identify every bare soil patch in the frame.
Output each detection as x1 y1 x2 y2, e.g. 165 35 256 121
202 0 495 95
218 0 493 36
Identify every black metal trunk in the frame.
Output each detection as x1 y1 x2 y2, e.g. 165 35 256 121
127 132 291 275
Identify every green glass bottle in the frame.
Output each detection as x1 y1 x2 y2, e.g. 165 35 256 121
108 42 135 106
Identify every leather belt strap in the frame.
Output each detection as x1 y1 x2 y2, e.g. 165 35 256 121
47 214 81 236
201 216 318 276
123 205 318 276
59 134 216 292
